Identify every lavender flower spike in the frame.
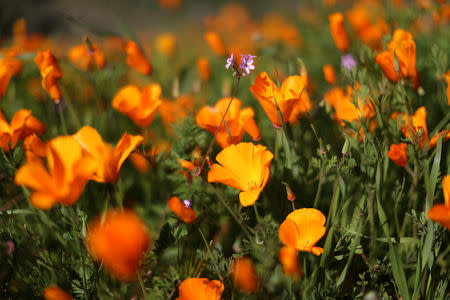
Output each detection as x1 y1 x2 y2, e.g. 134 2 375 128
341 54 357 71
225 53 235 70
240 54 256 76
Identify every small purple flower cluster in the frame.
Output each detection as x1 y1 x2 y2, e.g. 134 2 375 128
225 53 256 77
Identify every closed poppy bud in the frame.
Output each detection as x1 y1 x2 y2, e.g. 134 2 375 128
34 50 63 103
168 196 197 223
156 33 177 57
176 278 224 300
376 51 399 82
68 43 106 71
284 184 296 201
196 57 211 81
232 257 259 292
130 152 150 173
43 286 73 300
86 209 150 280
126 41 152 75
279 247 301 280
323 64 336 84
178 159 196 171
428 176 450 230
204 31 226 57
387 143 408 167
328 13 350 52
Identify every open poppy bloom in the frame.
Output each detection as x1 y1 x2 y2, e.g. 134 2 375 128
68 43 106 71
73 126 143 183
15 135 96 209
387 143 408 167
125 41 152 75
86 209 150 281
43 286 73 300
279 247 301 280
23 133 46 162
0 109 46 152
428 176 450 230
34 50 63 103
279 208 326 256
176 278 224 300
196 98 261 148
112 84 162 128
0 57 22 99
208 142 273 207
249 72 305 128
328 13 350 52
231 257 259 292
168 196 197 223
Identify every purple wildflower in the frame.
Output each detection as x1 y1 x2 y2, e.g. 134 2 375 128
225 53 235 70
240 54 256 76
183 199 192 208
341 54 357 71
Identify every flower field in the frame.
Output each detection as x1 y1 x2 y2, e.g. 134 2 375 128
0 0 449 299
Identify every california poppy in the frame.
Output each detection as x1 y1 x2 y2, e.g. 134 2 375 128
125 41 152 75
156 33 177 57
444 71 450 106
130 152 150 173
323 64 336 84
279 247 301 280
159 95 194 132
204 31 226 57
231 257 259 292
428 176 450 230
112 84 162 128
196 57 211 81
15 135 96 209
86 209 150 280
208 142 273 206
34 50 63 103
43 286 73 300
387 143 408 167
0 57 22 99
168 196 197 223
279 208 326 255
176 278 224 300
328 13 350 52
23 133 46 162
249 72 305 128
68 43 106 71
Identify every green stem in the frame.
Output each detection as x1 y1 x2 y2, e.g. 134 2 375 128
138 272 147 300
313 159 326 208
253 204 261 224
58 109 68 135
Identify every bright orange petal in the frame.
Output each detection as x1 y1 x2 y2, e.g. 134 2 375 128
427 204 450 230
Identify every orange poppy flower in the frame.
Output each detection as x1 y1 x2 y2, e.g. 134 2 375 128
23 133 46 162
86 209 150 280
387 143 408 167
376 51 399 82
279 208 326 255
156 33 177 57
328 13 350 52
428 176 450 230
0 109 46 152
34 50 63 103
112 84 162 128
279 247 301 280
208 142 273 207
323 64 336 84
125 41 152 75
444 71 450 106
196 57 211 81
324 86 346 108
158 0 182 9
159 95 195 131
333 85 375 127
231 257 259 292
68 43 106 71
204 31 226 57
249 71 305 128
196 98 261 148
0 57 22 99
176 278 224 300
15 135 96 209
130 152 150 173
43 286 73 300
73 126 143 183
168 196 197 223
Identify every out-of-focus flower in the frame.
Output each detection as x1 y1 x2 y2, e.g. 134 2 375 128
6 18 47 57
0 109 46 152
27 77 47 102
176 278 224 300
43 286 73 300
208 142 273 206
323 64 336 84
428 176 450 230
260 14 302 47
341 54 357 71
232 257 259 292
156 33 177 57
68 43 106 71
86 209 150 280
168 196 197 223
329 13 350 52
196 57 211 81
279 247 301 280
112 84 162 128
130 152 150 173
279 208 326 255
0 57 22 99
196 98 261 148
249 71 305 128
23 134 46 162
159 95 194 132
444 71 450 106
15 135 95 209
125 41 152 75
158 0 182 10
34 50 63 103
73 126 143 183
387 143 408 167
204 31 226 57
